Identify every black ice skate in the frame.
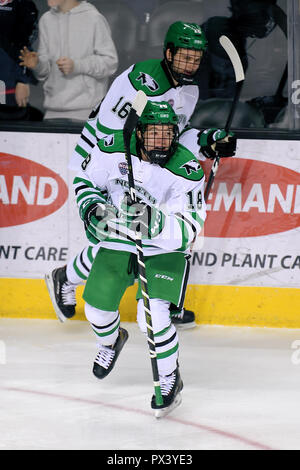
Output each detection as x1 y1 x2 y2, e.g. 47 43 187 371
170 305 196 330
45 266 76 322
93 327 129 379
151 367 183 419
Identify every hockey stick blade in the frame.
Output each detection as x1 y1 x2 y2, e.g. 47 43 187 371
123 90 148 136
132 90 148 117
123 90 148 194
204 37 245 202
219 35 245 132
219 35 245 83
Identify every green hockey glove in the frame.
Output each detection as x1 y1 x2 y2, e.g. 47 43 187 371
198 128 237 159
83 202 118 242
119 194 165 239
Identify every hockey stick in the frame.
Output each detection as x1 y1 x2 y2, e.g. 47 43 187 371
123 90 163 406
204 35 245 202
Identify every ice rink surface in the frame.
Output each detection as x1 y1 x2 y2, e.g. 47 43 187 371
1 318 300 450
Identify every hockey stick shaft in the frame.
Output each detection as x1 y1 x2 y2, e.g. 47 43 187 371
204 81 242 202
204 36 245 203
224 79 244 133
123 91 163 406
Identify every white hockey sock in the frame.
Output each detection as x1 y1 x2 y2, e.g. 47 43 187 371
137 298 179 376
85 303 120 347
66 245 98 285
154 324 178 376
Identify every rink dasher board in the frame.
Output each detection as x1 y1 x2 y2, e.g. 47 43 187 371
0 132 300 327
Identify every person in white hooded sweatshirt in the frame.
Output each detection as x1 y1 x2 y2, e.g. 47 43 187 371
19 0 118 120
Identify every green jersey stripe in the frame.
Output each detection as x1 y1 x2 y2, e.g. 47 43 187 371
75 144 88 159
175 216 190 252
87 246 94 264
97 120 115 135
76 190 105 205
73 176 94 186
191 211 204 228
85 121 97 137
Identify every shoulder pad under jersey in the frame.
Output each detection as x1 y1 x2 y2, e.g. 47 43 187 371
97 130 137 156
128 60 172 96
165 144 204 181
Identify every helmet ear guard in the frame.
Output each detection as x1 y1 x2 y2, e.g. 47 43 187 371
136 101 179 167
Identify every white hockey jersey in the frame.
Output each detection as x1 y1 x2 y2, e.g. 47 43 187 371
69 59 201 170
74 130 206 257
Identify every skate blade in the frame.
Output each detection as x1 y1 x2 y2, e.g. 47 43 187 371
175 321 197 330
154 393 182 419
44 274 67 323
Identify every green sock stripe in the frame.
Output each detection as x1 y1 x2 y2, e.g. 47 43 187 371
157 342 179 360
154 324 172 337
92 319 120 337
73 256 88 280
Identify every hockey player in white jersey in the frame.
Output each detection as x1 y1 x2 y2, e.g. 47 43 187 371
45 21 237 327
73 101 206 417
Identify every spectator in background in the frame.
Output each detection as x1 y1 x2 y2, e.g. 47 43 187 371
0 0 43 120
19 0 118 121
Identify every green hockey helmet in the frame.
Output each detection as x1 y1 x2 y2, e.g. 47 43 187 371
139 100 178 127
164 21 208 52
164 22 207 85
137 101 179 166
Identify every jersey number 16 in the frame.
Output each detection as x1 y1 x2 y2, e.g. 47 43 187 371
112 97 132 119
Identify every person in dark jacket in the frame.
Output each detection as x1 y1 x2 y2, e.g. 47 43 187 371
0 0 42 120
199 0 282 99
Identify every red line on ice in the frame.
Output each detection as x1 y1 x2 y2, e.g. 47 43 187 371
3 386 275 450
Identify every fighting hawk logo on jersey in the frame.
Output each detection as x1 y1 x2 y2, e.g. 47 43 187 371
136 72 159 92
103 135 114 147
180 160 201 176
